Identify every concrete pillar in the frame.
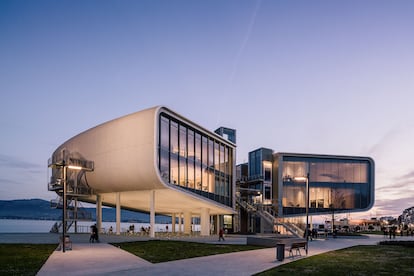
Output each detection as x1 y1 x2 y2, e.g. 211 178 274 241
200 208 210 236
96 194 102 233
172 213 176 233
184 211 192 234
150 190 155 238
116 192 121 235
178 213 182 233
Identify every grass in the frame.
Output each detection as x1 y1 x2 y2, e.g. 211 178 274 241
0 244 57 276
3 240 414 275
111 240 265 263
256 244 414 275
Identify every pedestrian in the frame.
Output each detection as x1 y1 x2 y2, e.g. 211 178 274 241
218 228 225 241
90 224 99 243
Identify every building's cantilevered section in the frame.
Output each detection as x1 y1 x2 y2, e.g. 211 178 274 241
236 150 375 234
274 153 375 217
49 106 236 236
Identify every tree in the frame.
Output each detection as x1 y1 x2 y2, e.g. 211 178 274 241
328 189 346 234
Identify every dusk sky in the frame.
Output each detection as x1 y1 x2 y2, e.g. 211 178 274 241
1 0 414 219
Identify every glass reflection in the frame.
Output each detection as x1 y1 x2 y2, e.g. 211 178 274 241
158 113 233 207
282 158 371 215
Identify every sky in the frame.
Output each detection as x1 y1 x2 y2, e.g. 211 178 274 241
1 0 414 219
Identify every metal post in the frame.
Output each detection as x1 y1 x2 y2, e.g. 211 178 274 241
62 160 67 252
305 172 309 255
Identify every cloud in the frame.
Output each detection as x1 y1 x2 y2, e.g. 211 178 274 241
373 197 414 216
0 154 43 170
399 170 414 180
0 177 21 185
366 127 400 158
376 168 414 197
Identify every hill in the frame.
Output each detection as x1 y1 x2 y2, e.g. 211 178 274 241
0 199 170 223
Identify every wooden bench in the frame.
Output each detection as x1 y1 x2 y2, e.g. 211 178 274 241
288 241 306 257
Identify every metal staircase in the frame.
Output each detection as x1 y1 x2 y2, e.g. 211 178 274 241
48 151 94 233
236 196 303 237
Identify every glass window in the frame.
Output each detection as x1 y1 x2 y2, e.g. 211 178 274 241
208 139 214 167
188 160 194 189
195 161 202 190
215 142 220 170
195 133 201 163
160 149 169 182
160 116 169 150
158 114 234 207
179 125 187 157
188 129 195 160
179 156 186 187
360 162 368 183
202 136 208 165
283 161 307 181
264 186 271 200
170 155 178 185
202 164 209 191
170 121 179 154
208 168 215 194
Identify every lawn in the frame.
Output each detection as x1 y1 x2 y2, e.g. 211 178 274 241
3 241 414 275
0 244 57 276
111 240 265 263
256 244 414 275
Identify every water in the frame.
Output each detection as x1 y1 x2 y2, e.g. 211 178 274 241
0 219 200 233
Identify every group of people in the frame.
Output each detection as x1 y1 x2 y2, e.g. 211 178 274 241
304 228 320 241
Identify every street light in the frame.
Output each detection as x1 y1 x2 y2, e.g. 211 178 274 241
294 173 309 255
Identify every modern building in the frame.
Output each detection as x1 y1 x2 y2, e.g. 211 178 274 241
48 106 375 237
236 150 375 234
48 106 236 237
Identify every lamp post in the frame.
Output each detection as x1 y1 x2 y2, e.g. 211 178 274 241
294 173 310 255
62 160 67 253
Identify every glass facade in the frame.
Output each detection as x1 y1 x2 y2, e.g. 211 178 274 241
281 156 373 216
158 113 233 207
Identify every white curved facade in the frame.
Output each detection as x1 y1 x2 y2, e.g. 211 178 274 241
50 106 236 236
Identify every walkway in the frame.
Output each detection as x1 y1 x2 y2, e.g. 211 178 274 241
2 233 411 275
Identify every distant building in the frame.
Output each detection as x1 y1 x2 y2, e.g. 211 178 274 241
399 206 414 227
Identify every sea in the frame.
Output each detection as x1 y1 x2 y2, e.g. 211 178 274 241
0 219 200 233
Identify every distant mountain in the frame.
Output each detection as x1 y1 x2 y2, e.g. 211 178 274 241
0 199 170 223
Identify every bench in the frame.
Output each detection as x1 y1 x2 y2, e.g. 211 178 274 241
288 241 306 257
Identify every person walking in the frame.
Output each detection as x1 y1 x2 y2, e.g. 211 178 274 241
90 224 99 243
218 228 225 241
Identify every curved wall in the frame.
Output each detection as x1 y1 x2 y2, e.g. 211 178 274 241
53 106 164 193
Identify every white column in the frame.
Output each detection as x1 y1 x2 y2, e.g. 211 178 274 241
150 190 155 238
172 213 176 233
96 195 102 233
184 211 192 234
200 208 210 236
116 192 121 235
178 213 182 233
